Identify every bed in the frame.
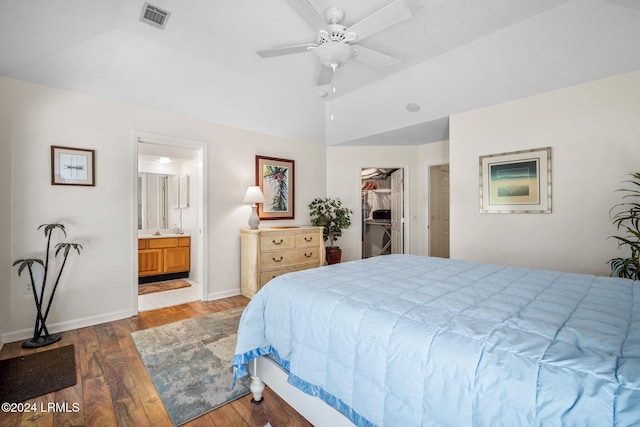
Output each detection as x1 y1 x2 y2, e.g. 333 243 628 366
232 254 640 426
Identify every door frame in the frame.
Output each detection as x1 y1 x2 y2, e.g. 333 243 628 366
131 130 208 314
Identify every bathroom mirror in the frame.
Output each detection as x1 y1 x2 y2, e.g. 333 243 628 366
138 172 188 230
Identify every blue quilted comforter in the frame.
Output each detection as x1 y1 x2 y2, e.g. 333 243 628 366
232 255 640 426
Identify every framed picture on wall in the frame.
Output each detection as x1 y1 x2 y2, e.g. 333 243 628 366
479 147 551 213
51 146 96 186
256 155 294 220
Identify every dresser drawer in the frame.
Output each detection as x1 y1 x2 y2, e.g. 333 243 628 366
295 232 321 248
259 264 317 288
260 234 295 251
260 247 321 270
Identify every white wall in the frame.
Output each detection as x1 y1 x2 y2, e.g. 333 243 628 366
326 142 449 261
1 76 325 343
449 70 640 275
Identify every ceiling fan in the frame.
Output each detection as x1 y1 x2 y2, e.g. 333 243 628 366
257 0 413 87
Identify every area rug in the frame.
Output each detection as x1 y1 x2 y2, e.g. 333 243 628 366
131 307 250 426
138 279 192 295
0 344 76 404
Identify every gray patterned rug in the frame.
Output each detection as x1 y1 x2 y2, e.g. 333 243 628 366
131 307 250 426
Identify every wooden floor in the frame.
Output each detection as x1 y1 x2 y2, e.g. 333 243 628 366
0 296 313 427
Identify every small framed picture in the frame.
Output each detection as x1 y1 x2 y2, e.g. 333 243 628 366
51 146 95 186
479 147 551 213
256 155 294 220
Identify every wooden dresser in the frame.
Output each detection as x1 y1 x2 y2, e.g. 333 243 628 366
240 227 325 298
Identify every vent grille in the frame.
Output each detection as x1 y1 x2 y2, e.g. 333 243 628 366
140 2 170 29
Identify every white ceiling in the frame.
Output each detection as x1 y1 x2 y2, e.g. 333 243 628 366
1 0 639 146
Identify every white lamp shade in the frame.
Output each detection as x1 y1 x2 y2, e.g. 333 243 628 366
243 186 265 204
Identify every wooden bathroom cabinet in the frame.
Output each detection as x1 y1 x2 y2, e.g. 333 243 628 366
138 236 190 277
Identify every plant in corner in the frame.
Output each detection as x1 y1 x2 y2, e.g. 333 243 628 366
13 223 83 348
609 172 640 280
308 197 353 265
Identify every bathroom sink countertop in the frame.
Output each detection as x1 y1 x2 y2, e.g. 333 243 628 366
138 230 190 239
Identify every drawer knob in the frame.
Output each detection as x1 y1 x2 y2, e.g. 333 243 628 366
273 256 283 262
304 236 313 242
272 239 284 245
305 252 313 258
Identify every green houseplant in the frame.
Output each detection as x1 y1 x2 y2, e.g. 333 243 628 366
309 197 353 264
609 172 640 279
13 223 83 348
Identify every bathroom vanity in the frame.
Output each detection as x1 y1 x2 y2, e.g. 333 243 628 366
138 232 190 283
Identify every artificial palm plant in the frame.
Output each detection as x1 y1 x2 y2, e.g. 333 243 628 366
609 172 640 279
13 223 83 348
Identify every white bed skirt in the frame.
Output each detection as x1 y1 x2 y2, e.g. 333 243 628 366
251 356 356 427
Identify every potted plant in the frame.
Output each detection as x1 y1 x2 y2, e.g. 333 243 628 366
609 172 640 279
308 197 353 264
13 223 83 348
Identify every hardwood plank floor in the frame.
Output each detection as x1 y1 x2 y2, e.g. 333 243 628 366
0 296 313 427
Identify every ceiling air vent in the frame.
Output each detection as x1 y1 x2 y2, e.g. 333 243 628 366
140 2 171 30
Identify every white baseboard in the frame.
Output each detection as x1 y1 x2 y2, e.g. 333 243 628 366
2 290 242 345
206 288 241 301
1 308 134 344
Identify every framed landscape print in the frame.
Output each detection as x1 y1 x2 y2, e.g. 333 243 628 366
256 155 294 220
479 147 551 213
51 146 95 186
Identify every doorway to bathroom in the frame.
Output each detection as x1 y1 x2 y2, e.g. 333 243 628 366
133 131 207 312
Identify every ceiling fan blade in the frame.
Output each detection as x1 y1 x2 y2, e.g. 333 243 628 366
282 0 326 31
347 0 412 42
257 44 317 58
353 45 402 71
315 64 333 86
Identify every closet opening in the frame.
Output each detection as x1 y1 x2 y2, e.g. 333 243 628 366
361 167 405 258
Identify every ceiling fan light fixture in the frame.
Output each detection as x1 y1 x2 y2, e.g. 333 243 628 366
315 42 354 68
257 1 414 121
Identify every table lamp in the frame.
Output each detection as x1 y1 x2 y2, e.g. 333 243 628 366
243 186 265 229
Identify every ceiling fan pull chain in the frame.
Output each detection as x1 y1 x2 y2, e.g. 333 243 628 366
331 63 337 120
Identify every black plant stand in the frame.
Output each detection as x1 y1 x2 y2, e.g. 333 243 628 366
23 334 61 349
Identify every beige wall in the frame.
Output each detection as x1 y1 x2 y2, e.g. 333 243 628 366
0 76 326 344
3 69 639 344
449 70 640 275
326 141 450 261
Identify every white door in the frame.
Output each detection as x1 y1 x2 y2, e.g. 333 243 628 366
391 169 404 254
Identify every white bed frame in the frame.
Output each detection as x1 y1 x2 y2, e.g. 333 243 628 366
249 356 355 427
